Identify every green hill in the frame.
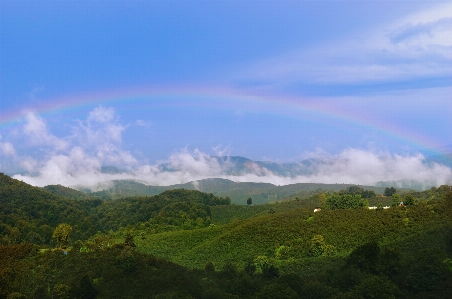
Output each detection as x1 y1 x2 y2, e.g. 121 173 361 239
0 173 98 243
1 172 451 299
42 184 91 200
0 173 231 245
133 199 452 271
83 178 405 205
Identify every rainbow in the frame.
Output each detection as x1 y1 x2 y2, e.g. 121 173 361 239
0 85 447 155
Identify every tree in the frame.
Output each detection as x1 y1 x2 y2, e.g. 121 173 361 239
391 193 402 206
404 249 450 293
244 259 256 276
324 193 367 210
124 233 136 247
52 223 72 248
73 275 97 299
404 194 415 206
384 187 396 197
354 275 400 299
51 284 71 299
205 261 215 272
262 263 279 279
309 234 326 257
346 241 380 274
247 197 253 206
254 283 297 299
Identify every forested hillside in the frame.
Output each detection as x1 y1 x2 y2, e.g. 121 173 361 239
81 178 408 204
0 173 230 245
1 172 451 298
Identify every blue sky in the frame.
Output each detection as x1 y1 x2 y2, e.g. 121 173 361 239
1 0 451 188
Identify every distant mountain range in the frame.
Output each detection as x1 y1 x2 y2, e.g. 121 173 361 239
74 178 413 205
99 152 452 189
8 149 452 198
37 147 452 204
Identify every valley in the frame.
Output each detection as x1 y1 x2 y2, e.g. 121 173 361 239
1 172 451 298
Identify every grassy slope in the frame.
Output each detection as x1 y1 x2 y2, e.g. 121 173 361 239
134 202 452 272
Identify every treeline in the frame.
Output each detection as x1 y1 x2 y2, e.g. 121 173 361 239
1 236 451 298
0 173 230 246
1 171 452 298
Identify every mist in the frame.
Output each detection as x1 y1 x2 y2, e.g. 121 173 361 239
4 107 452 191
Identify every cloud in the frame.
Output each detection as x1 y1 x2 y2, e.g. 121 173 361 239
6 107 452 191
212 145 232 157
238 2 452 88
71 106 136 166
23 112 68 150
12 146 452 191
135 119 151 127
87 106 116 124
0 141 16 157
389 17 452 45
298 149 452 189
8 106 136 185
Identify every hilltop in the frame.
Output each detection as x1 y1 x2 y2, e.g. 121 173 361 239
1 172 451 298
83 178 412 204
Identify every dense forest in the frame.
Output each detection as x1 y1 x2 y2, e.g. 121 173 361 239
1 172 451 298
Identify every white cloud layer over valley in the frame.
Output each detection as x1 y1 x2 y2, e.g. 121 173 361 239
2 107 451 191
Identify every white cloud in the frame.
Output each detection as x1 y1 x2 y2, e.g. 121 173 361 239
298 149 452 188
0 141 16 157
23 112 68 150
240 2 452 86
20 157 38 173
7 107 451 191
12 146 452 191
135 119 151 127
71 106 136 167
87 106 115 124
212 145 232 157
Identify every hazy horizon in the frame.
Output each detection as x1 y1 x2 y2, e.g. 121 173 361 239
1 1 451 189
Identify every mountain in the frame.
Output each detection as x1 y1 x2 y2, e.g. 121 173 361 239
158 155 321 177
42 184 90 200
2 171 452 299
84 178 405 204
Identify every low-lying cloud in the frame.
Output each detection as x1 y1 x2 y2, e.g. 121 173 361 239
3 107 452 191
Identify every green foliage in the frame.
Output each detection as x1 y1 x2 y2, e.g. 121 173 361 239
254 283 298 299
323 192 367 210
0 173 98 244
2 172 452 299
0 172 230 245
115 249 138 273
346 241 380 274
261 263 280 279
353 275 400 299
42 185 90 200
275 244 291 260
124 233 136 247
343 186 376 199
205 261 215 272
51 284 70 299
297 281 337 299
404 194 415 206
72 275 97 299
403 249 451 293
384 187 397 197
309 235 326 257
391 193 402 206
52 224 72 248
244 259 256 276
